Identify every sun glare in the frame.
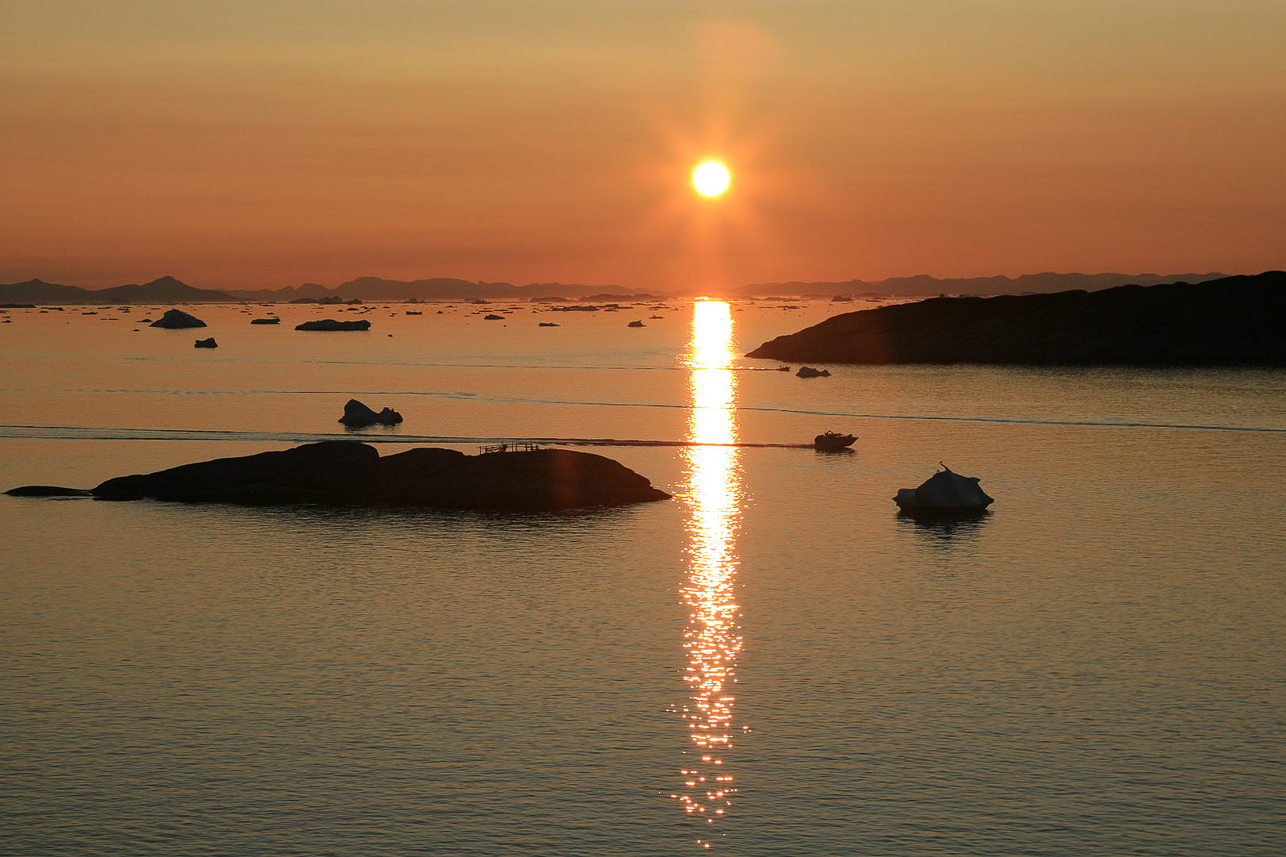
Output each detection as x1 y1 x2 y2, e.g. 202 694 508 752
692 161 731 198
674 299 743 836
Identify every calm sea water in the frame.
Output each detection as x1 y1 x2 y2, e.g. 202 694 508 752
1 300 1283 856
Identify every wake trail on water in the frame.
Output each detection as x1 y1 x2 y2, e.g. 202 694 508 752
1 387 1282 434
117 356 789 372
0 425 809 448
0 409 1280 448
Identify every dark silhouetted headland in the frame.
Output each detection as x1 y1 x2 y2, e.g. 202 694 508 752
8 441 670 511
746 272 1286 366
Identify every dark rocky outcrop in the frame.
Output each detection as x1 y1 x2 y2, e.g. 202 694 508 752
339 399 403 427
150 309 207 329
250 317 280 324
295 319 371 331
194 338 218 348
747 272 1286 366
796 366 830 378
5 485 92 497
627 320 645 327
483 314 505 320
47 441 669 510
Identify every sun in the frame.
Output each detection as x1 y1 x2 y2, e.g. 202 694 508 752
692 160 731 198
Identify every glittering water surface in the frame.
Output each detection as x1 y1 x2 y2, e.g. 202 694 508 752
676 301 744 847
1 301 1284 856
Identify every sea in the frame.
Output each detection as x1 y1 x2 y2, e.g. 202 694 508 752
1 298 1283 856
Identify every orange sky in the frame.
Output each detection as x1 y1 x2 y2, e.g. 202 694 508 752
2 1 1283 291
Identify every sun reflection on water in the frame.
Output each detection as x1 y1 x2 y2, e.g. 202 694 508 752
673 300 744 850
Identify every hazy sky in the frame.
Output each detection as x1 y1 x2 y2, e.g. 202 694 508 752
3 1 1283 290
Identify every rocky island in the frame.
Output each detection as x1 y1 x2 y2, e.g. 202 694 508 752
7 441 670 511
746 272 1286 366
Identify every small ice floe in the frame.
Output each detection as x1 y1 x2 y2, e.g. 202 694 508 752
796 366 830 378
295 319 371 331
150 309 206 329
894 463 994 516
339 398 403 428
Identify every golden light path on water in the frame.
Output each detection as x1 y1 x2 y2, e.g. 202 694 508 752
673 299 744 851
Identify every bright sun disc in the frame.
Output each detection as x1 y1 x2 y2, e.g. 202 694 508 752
692 161 731 197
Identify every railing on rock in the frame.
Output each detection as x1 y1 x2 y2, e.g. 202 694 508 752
479 441 543 455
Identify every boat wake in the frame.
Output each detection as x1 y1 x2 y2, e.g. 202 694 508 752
2 386 1280 433
0 424 809 448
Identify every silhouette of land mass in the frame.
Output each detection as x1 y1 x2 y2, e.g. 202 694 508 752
746 272 1286 366
0 276 235 304
7 442 670 511
739 271 1226 298
0 271 1234 303
0 276 633 304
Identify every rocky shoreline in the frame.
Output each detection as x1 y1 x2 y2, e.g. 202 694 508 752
6 441 671 511
747 272 1286 366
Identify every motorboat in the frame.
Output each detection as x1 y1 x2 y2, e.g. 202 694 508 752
813 431 857 450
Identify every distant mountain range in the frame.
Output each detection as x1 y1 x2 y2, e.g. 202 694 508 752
0 276 635 304
741 271 1227 297
0 271 1233 304
227 277 638 302
0 275 235 304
